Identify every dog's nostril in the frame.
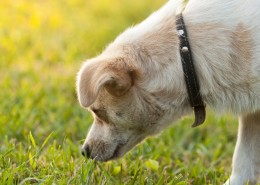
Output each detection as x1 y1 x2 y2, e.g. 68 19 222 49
85 145 91 158
81 145 91 158
81 149 86 157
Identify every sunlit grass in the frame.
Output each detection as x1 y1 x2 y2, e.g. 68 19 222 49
0 0 238 184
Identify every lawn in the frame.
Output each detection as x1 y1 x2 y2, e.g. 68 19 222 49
0 0 238 184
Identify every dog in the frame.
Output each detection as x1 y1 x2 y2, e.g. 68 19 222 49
76 0 260 184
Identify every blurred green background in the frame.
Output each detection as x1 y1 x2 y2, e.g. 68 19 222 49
0 0 238 184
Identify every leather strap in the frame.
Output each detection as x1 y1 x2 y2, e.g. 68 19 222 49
176 13 206 127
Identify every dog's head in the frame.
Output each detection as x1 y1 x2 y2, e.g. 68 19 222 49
77 46 190 161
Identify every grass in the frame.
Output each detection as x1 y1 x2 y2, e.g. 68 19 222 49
0 0 238 184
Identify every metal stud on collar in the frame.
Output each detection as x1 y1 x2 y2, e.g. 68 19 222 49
181 46 189 53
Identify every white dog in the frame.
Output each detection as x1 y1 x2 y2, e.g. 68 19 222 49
77 0 260 184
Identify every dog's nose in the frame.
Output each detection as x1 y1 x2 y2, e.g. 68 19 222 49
81 145 91 158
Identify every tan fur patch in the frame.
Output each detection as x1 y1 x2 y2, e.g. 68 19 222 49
186 22 253 64
186 22 224 44
230 23 253 71
140 15 178 59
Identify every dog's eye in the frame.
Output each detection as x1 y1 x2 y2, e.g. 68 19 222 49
91 108 102 117
91 108 109 123
91 108 99 114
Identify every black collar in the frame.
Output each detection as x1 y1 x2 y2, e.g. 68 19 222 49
176 13 206 127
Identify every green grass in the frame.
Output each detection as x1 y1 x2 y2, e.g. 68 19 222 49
0 0 238 184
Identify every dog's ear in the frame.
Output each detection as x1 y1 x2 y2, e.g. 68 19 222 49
77 57 136 107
